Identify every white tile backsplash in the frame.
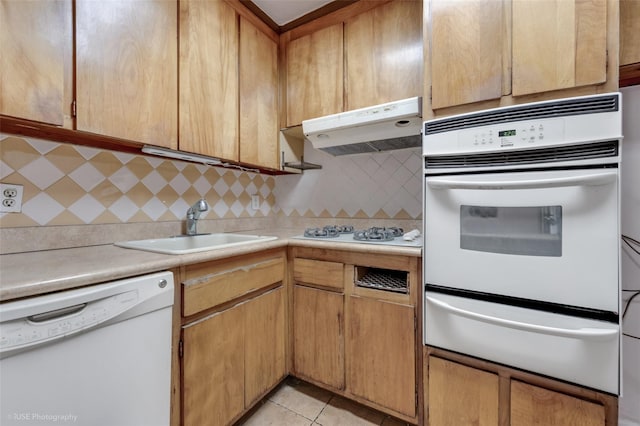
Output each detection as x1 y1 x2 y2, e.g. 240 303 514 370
274 140 422 219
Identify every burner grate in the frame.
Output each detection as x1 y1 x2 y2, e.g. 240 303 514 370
326 225 354 234
304 227 338 238
303 225 355 238
353 227 404 242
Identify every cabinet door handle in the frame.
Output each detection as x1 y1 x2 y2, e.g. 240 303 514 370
426 296 618 341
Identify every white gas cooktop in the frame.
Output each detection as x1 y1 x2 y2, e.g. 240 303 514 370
293 226 422 247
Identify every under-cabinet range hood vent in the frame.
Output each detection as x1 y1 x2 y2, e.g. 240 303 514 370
302 97 422 156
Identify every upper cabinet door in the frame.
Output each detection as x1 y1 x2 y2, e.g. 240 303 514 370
620 0 640 66
239 16 279 170
0 0 67 125
430 0 503 109
179 0 238 160
345 0 423 110
76 0 178 148
286 23 344 127
512 0 607 96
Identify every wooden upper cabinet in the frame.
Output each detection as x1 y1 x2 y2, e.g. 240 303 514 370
512 0 607 96
239 16 279 170
0 0 68 126
511 380 605 426
345 0 423 110
179 0 238 160
286 23 344 127
620 0 640 66
430 0 503 109
76 0 177 148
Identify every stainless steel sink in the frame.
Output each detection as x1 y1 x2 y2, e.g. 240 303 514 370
114 233 277 255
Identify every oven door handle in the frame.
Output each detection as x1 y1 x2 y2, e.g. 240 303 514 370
427 172 617 190
426 296 618 341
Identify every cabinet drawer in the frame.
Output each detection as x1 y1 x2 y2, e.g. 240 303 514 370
183 257 284 316
293 258 343 290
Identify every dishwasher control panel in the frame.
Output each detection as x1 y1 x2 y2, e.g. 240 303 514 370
0 290 139 352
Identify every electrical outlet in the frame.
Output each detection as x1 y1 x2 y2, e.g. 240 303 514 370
251 195 260 210
0 183 24 213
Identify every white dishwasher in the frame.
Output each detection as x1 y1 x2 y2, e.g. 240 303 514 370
0 271 174 426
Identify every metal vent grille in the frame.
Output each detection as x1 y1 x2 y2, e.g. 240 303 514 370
355 268 408 294
319 135 421 156
425 141 619 169
424 94 619 135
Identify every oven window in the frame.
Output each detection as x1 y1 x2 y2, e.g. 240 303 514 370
460 205 562 256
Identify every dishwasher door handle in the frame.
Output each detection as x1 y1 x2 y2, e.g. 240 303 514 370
426 296 619 341
27 303 87 323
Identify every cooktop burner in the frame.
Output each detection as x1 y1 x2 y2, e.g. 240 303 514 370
303 225 354 238
354 227 403 242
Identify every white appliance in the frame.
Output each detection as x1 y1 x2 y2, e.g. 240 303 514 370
619 85 640 426
0 271 174 426
423 92 622 395
302 97 422 156
293 225 422 247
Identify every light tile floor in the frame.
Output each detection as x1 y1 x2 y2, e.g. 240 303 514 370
238 377 412 426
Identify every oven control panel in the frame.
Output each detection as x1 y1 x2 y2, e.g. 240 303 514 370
458 118 565 150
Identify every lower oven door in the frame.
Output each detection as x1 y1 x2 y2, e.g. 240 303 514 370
425 292 620 394
424 168 619 313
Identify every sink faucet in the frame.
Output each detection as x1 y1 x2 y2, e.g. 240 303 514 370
186 199 209 236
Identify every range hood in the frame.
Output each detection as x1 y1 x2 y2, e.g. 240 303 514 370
302 97 422 156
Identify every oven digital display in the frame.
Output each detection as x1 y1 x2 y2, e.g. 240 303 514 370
499 129 516 137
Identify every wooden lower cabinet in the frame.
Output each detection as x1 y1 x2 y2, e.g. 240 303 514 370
347 296 416 418
182 285 286 426
244 287 286 406
293 284 345 390
290 248 421 423
511 381 605 426
427 356 499 426
182 303 245 426
425 350 615 426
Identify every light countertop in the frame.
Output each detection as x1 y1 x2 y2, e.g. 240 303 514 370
0 229 421 301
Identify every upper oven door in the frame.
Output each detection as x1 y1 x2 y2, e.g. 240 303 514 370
424 168 619 312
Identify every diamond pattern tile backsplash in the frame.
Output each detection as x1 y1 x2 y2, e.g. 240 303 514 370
1 134 422 228
0 135 275 227
274 140 422 220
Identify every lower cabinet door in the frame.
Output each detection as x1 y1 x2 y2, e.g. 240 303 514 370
428 356 499 426
244 287 286 405
293 285 345 389
182 305 245 426
347 296 416 417
511 380 605 426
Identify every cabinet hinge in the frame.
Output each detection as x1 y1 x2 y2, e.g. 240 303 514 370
178 339 184 358
71 100 77 118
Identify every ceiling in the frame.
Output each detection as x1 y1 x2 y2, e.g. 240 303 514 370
251 0 334 26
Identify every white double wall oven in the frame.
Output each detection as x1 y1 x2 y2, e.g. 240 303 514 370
423 93 623 395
